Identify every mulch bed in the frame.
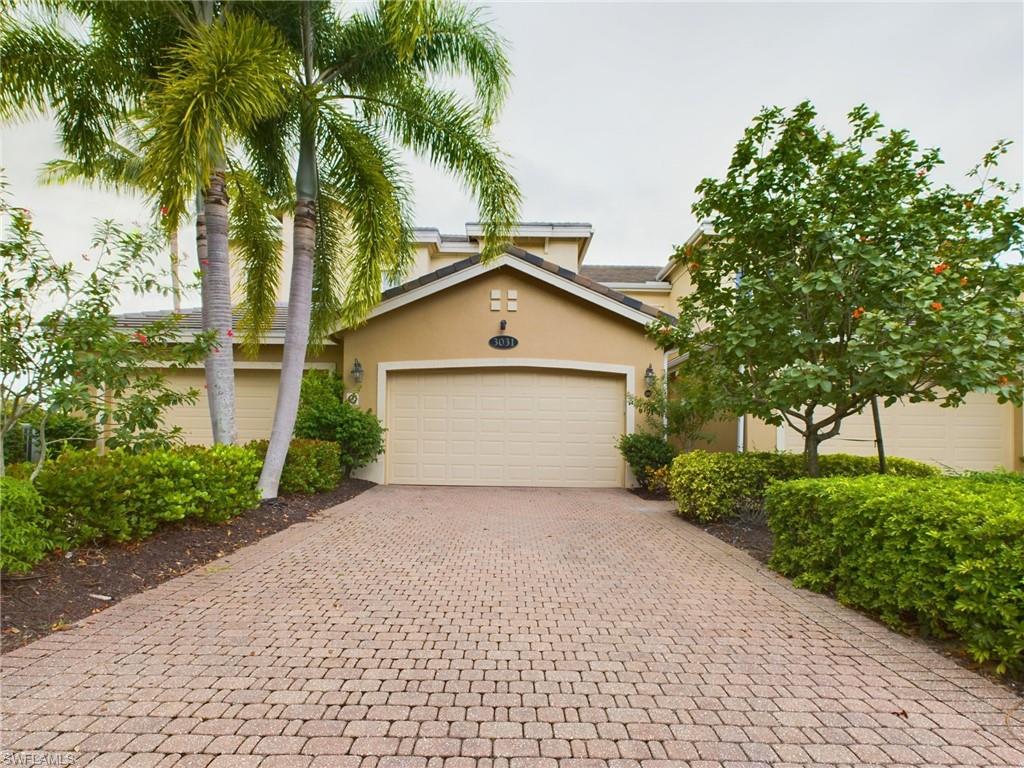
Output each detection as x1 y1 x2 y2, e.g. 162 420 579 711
0 478 374 653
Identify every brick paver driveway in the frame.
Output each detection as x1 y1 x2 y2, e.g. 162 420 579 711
2 487 1022 767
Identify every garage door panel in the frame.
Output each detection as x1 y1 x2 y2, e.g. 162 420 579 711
782 392 1014 471
386 368 625 487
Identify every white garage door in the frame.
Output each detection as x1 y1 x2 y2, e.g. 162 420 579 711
161 368 282 445
783 392 1015 471
386 368 626 487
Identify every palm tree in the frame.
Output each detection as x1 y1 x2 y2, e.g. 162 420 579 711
234 0 520 497
1 2 290 445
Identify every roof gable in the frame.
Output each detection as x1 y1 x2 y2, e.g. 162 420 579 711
362 246 675 329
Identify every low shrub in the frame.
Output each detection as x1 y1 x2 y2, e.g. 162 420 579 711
667 451 800 522
3 410 98 465
0 476 53 573
617 432 676 488
30 445 260 545
248 439 341 495
294 372 384 476
766 476 1024 674
645 465 671 496
667 450 937 522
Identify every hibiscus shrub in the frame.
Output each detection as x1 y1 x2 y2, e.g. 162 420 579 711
247 438 341 495
766 475 1024 675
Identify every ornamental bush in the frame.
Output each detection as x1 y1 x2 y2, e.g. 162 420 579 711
247 439 341 495
2 410 98 466
294 371 384 476
766 475 1024 674
667 450 937 522
29 445 260 545
616 433 676 488
0 476 53 573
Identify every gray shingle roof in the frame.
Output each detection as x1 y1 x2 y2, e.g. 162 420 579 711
579 265 665 284
114 303 297 343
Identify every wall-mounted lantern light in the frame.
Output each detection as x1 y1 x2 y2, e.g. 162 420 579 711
351 358 364 385
500 319 507 332
644 364 656 389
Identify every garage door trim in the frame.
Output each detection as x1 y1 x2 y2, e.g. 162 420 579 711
361 358 637 485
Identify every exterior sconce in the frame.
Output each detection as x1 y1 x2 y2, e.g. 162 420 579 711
644 364 656 389
351 358 364 385
500 319 507 331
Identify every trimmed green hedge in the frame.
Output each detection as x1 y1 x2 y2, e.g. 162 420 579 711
0 476 53 573
668 450 937 522
248 438 341 495
26 445 261 546
766 476 1024 674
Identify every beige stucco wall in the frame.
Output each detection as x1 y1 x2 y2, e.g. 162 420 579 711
159 344 339 446
341 267 663 414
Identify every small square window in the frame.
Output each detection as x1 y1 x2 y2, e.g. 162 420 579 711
490 289 502 299
507 289 518 300
490 299 501 311
507 300 518 312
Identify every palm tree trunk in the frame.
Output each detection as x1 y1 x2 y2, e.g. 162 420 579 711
202 168 237 445
258 121 317 498
169 227 181 312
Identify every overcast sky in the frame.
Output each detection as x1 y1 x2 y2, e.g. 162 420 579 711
2 1 1021 313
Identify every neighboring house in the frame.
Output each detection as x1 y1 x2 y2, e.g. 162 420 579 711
116 221 1022 486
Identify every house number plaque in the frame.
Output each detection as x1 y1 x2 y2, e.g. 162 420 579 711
488 335 519 350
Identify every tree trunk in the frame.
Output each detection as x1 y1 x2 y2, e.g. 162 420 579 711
258 197 315 498
169 227 181 312
202 169 237 445
803 431 821 477
870 395 887 474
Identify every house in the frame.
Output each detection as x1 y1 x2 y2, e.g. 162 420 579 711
115 222 1022 486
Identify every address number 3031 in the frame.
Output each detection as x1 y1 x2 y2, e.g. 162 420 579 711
488 335 519 350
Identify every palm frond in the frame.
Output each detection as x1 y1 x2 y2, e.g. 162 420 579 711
321 1 510 125
353 82 519 260
140 12 294 224
39 130 148 193
317 105 413 327
403 1 511 125
309 193 348 346
229 167 285 355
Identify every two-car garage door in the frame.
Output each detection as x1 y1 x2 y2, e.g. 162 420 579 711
386 369 626 487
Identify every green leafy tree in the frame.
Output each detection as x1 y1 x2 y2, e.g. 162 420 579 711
0 195 213 479
653 102 1024 475
211 0 520 498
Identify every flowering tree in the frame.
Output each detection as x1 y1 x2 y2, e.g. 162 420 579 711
653 102 1024 475
0 196 213 478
